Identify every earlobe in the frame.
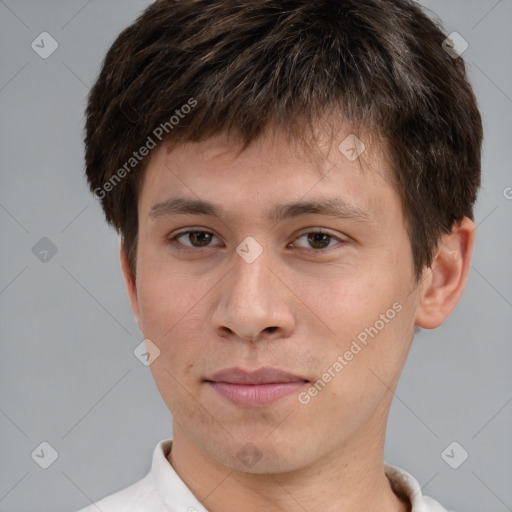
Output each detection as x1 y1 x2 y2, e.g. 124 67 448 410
119 237 142 331
414 217 475 329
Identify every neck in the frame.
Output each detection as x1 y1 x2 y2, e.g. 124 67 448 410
167 421 410 512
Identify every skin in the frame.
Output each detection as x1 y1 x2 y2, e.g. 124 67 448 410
120 126 475 512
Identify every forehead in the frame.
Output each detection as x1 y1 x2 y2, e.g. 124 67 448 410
138 126 396 221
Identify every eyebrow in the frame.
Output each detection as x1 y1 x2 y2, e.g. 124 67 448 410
148 196 372 224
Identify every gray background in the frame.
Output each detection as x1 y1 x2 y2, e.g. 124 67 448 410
0 1 511 511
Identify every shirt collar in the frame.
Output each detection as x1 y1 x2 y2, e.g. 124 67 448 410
384 462 445 512
150 438 208 512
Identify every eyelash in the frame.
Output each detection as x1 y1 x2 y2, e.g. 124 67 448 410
167 228 347 253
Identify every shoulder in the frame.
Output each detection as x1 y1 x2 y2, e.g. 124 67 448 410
74 472 165 512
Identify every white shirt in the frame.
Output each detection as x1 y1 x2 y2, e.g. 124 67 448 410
76 438 449 512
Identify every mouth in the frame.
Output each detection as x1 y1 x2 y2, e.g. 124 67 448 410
204 367 309 408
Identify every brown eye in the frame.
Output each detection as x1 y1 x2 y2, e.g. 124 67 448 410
171 230 220 248
293 230 343 251
188 231 213 247
307 232 332 249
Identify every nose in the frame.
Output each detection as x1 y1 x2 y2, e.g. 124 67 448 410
211 247 296 342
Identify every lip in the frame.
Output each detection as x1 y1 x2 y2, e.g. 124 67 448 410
205 367 309 407
208 367 308 385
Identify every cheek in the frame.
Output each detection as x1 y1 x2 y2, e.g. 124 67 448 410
310 268 414 381
136 254 201 333
142 295 207 416
140 290 204 362
306 273 388 338
300 309 413 437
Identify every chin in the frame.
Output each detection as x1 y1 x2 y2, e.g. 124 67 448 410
209 434 312 475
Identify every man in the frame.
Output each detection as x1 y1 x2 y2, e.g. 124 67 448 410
79 0 482 510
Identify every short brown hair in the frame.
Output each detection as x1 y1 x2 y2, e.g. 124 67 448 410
84 0 482 281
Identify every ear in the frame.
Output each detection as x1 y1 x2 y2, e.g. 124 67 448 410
415 217 475 329
119 237 142 331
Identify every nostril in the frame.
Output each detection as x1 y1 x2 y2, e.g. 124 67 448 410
265 326 278 333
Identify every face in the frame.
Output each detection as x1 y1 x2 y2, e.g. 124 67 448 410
125 128 424 473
